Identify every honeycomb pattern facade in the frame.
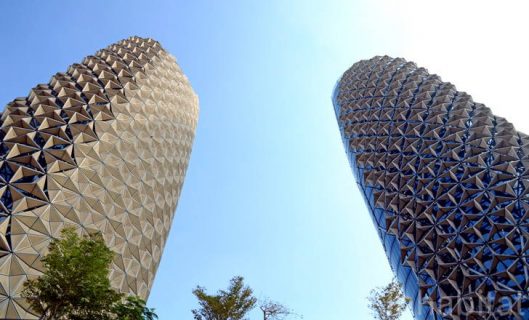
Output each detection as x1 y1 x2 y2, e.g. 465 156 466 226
0 36 198 319
333 56 529 319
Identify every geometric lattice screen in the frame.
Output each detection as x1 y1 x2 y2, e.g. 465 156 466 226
0 36 198 319
333 56 529 319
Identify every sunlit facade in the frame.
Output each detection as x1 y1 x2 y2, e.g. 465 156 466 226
0 37 198 319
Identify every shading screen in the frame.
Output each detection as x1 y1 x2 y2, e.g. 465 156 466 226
333 56 528 319
0 37 198 319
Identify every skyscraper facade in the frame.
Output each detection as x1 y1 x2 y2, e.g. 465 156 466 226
333 56 529 319
0 37 198 319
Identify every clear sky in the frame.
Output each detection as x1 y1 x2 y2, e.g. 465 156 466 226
0 1 528 319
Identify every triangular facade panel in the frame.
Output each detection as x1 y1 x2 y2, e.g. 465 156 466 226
333 56 528 319
0 36 198 319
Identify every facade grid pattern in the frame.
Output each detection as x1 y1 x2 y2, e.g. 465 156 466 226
333 56 529 319
0 37 198 319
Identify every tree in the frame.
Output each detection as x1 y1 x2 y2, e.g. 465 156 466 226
192 276 257 320
259 299 301 320
113 296 158 320
368 279 409 320
22 228 121 319
22 227 157 320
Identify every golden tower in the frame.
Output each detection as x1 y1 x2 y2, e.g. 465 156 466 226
0 36 198 319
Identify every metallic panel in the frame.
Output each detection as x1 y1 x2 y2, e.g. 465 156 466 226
334 56 529 319
0 37 198 319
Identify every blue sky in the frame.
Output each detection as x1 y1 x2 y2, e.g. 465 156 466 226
0 1 527 319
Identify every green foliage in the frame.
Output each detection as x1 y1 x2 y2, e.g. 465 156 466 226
192 276 257 320
22 227 158 320
22 228 121 319
113 296 158 320
368 279 410 320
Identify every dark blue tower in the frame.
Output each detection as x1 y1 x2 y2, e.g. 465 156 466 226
333 56 529 319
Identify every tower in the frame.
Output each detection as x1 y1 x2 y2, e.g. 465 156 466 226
333 56 529 319
0 37 198 319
